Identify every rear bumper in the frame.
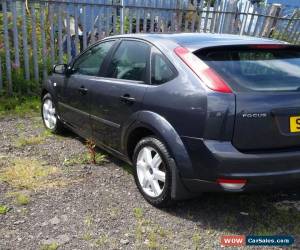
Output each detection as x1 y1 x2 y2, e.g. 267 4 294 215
180 137 300 193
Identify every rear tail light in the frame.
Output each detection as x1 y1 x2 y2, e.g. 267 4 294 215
174 46 232 93
217 178 247 191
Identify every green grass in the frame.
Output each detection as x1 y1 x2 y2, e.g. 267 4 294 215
40 243 59 250
0 157 60 190
133 207 169 248
133 207 143 220
63 152 107 166
0 95 40 117
95 233 109 247
192 231 201 249
0 205 10 215
15 193 30 206
15 130 53 148
122 163 134 175
82 232 93 241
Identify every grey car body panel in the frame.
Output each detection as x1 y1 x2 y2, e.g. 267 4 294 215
42 33 300 198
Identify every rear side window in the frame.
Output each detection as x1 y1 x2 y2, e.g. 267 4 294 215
195 46 300 92
151 48 176 85
107 40 150 82
72 41 114 76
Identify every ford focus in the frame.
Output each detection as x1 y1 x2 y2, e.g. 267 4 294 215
41 33 300 207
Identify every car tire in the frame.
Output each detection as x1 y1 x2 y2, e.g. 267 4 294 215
41 93 64 134
133 136 174 207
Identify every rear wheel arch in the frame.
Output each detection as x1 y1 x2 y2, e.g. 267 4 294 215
125 117 194 201
126 126 155 161
123 111 193 176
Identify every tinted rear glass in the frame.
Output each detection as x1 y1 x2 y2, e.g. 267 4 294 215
195 46 300 92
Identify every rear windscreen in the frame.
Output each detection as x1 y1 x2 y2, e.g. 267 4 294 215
195 46 300 92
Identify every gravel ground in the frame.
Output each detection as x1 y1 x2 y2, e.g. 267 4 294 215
0 115 300 250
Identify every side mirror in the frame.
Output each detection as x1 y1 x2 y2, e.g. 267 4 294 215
53 64 68 74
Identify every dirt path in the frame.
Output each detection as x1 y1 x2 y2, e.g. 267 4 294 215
0 115 300 250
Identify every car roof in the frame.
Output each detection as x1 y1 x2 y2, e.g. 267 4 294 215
108 33 287 51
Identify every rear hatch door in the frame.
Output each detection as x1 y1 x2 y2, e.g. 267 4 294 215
196 45 300 151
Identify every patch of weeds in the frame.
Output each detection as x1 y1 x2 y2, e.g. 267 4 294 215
15 130 53 148
82 214 94 241
134 207 144 244
63 152 107 166
16 122 25 131
133 207 143 220
0 95 40 118
82 232 93 241
16 136 45 147
155 225 168 238
147 230 158 249
95 233 109 247
122 163 134 175
84 215 93 227
109 207 120 219
15 193 30 206
133 207 168 249
40 242 59 250
42 129 53 138
192 231 201 249
86 139 97 164
0 205 10 215
0 158 60 190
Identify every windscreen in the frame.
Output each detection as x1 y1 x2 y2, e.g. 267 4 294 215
195 46 300 92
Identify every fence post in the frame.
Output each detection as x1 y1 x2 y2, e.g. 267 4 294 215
58 6 63 63
40 3 48 83
21 1 30 83
246 3 256 35
291 18 300 44
49 4 55 66
261 4 281 37
279 9 297 41
210 0 218 33
30 3 39 84
240 0 251 35
11 0 20 68
82 5 87 49
3 0 13 95
120 0 124 34
203 0 211 33
66 5 72 62
74 4 80 55
0 57 3 92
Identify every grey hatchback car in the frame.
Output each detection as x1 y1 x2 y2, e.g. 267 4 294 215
41 33 300 207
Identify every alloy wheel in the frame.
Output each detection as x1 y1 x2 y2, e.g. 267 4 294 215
42 99 57 130
136 146 166 198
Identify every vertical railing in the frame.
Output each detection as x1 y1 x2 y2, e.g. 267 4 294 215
0 0 299 95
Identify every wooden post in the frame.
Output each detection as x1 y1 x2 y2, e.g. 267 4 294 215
261 4 281 37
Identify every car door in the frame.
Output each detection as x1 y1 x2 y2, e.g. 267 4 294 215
56 40 115 139
89 39 151 150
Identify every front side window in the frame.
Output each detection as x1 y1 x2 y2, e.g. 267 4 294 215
72 41 114 76
151 49 176 85
107 40 150 82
